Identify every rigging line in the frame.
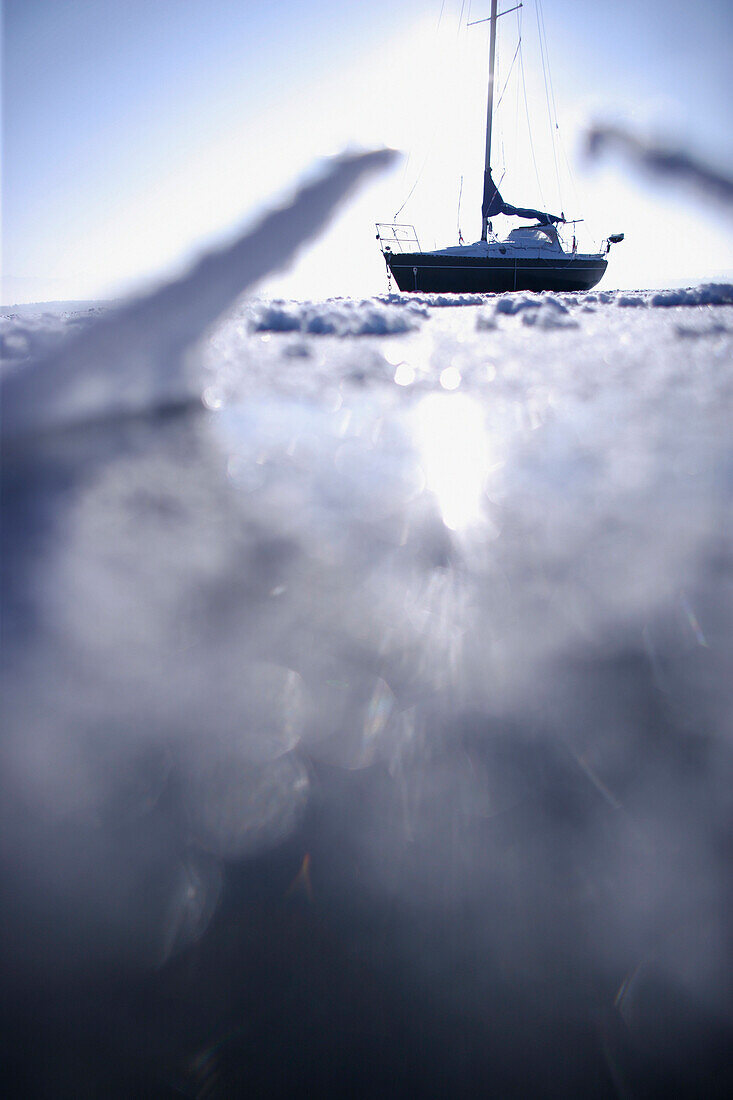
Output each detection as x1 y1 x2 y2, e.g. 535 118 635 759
537 0 559 126
457 0 467 41
537 0 580 210
518 40 545 202
534 0 562 208
394 0 451 222
393 152 429 221
551 89 581 210
511 3 522 191
558 129 580 207
494 34 522 113
514 49 521 168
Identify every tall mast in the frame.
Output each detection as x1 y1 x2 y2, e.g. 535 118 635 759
481 0 498 242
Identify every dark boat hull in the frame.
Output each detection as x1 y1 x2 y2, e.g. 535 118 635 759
386 252 607 293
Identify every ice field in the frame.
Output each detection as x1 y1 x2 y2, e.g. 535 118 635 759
2 154 732 1096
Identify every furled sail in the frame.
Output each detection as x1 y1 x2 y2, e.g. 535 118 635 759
481 169 562 226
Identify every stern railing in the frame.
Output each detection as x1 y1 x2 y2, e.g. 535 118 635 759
375 223 421 254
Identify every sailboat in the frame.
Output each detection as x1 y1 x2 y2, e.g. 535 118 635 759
377 0 623 294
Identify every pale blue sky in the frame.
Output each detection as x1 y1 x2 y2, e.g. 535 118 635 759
3 0 732 302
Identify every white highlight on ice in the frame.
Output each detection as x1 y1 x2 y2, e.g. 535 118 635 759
439 365 462 390
394 362 415 386
414 391 490 532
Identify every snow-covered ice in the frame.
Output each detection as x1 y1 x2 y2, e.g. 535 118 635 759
2 158 732 1095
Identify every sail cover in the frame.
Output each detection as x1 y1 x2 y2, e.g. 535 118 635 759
482 169 562 226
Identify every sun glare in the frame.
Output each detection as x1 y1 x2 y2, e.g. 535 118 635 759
413 391 491 532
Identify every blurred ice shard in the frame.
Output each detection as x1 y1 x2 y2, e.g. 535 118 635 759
1 148 397 972
587 123 733 210
2 149 396 440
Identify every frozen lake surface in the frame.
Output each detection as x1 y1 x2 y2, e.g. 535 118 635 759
2 155 732 1095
